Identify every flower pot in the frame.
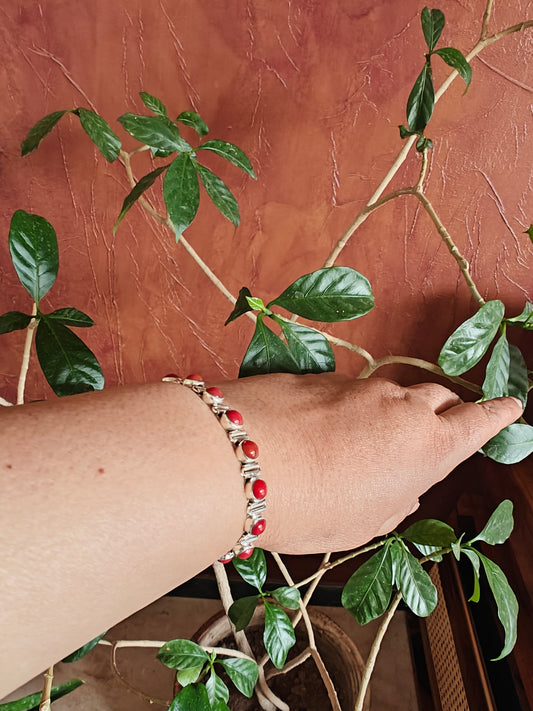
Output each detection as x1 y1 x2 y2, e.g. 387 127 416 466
190 605 370 711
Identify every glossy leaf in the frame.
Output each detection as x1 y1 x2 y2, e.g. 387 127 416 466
140 91 168 117
269 267 374 322
279 320 335 374
246 296 266 312
228 595 259 631
219 657 258 698
168 684 210 711
477 553 518 660
118 113 191 153
390 542 438 617
177 666 203 686
211 703 230 711
21 110 69 156
195 163 240 226
399 124 415 139
341 544 393 625
35 319 104 397
224 287 253 325
412 543 443 562
238 316 298 378
9 210 59 303
470 500 513 546
206 671 229 706
271 586 301 610
197 140 256 178
463 548 481 603
177 111 209 137
507 344 529 407
114 165 169 234
401 519 457 547
421 7 445 52
506 301 533 329
482 332 510 400
406 62 434 133
482 423 533 464
157 639 209 670
525 225 533 244
263 600 296 669
77 108 121 162
62 631 107 662
232 547 267 590
438 300 505 376
163 154 200 237
47 307 94 328
416 135 433 153
0 311 32 335
434 48 472 89
0 679 83 711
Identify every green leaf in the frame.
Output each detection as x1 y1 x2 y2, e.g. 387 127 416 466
195 163 240 226
477 552 518 660
401 519 457 547
228 595 259 631
506 301 533 328
0 679 83 711
246 296 267 312
390 542 438 617
263 600 296 669
177 665 204 686
47 307 94 328
482 331 510 400
524 225 533 244
238 316 298 378
279 320 335 374
416 135 433 153
197 140 256 178
21 110 69 156
62 631 106 662
438 300 505 376
139 91 168 117
271 586 301 610
77 108 121 162
157 639 209 670
232 547 267 590
163 154 200 237
114 165 169 234
411 543 443 562
434 47 472 89
341 544 393 625
211 703 230 711
118 113 191 153
168 684 211 711
482 423 533 464
269 267 374 322
177 111 209 137
421 7 445 52
224 287 253 326
219 657 258 698
406 62 435 134
463 548 481 603
507 344 529 406
399 124 416 139
9 210 59 303
0 311 32 335
35 318 104 397
206 671 229 706
470 500 514 546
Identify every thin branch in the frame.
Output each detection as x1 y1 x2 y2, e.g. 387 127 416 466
100 638 255 661
266 648 312 679
111 644 168 707
480 0 494 41
38 666 54 711
0 397 14 407
17 305 37 405
354 592 403 711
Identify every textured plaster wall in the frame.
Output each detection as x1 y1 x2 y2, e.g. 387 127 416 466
0 1 531 400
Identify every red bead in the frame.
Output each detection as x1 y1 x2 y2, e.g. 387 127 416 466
227 409 243 426
220 557 232 564
252 479 267 499
186 373 203 381
237 548 254 559
206 386 223 398
252 519 266 536
242 440 258 459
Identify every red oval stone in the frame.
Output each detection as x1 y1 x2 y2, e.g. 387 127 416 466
252 519 266 536
252 479 267 499
186 373 203 381
227 409 243 426
237 548 254 559
242 440 258 459
206 386 223 398
220 557 232 564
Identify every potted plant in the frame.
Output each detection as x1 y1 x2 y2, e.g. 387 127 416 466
1 2 531 710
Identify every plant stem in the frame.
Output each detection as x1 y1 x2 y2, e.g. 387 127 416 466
38 666 54 711
17 304 37 405
354 592 402 711
110 644 168 706
294 540 388 589
99 638 256 660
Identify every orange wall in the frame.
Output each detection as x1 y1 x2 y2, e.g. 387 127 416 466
0 1 532 401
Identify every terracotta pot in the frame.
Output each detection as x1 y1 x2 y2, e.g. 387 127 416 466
188 605 370 711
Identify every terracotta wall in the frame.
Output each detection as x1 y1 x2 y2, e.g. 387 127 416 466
0 0 531 401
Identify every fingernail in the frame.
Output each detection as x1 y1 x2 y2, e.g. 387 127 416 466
508 397 524 409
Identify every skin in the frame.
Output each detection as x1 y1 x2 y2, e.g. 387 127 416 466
0 373 522 697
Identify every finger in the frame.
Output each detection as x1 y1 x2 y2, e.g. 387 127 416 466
406 382 463 413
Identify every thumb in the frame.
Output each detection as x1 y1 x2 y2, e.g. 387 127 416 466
439 396 523 458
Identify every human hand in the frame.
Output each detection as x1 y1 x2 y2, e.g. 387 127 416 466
218 373 523 554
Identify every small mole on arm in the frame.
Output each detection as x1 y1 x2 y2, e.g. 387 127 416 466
5 463 12 469
97 467 105 474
